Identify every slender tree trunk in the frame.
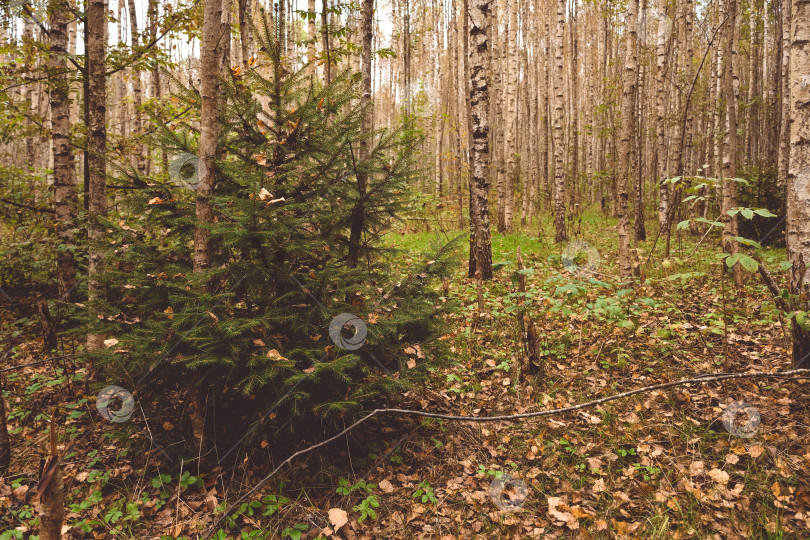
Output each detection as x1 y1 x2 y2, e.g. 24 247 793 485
239 0 252 71
778 0 791 193
655 0 669 228
468 0 493 279
348 0 374 268
50 0 77 302
86 0 108 352
552 0 567 243
635 64 647 242
721 0 742 288
617 0 638 279
323 0 331 84
196 0 230 273
127 0 145 176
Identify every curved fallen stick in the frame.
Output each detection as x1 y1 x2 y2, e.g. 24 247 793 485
202 368 810 538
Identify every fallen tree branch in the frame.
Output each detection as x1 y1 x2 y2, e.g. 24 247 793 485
202 368 810 538
0 198 55 214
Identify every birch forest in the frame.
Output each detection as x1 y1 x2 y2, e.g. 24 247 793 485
1 0 810 537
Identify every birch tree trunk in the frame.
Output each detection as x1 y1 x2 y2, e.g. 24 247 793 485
617 0 638 279
127 0 145 175
787 0 810 368
655 0 669 228
50 0 77 302
721 0 742 288
552 0 567 243
778 0 791 192
468 0 493 279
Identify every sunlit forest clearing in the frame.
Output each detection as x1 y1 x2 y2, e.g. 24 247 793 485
0 0 809 537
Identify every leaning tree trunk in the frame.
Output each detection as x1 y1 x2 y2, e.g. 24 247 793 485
50 0 77 302
467 0 493 279
86 0 108 353
617 0 638 279
787 0 810 368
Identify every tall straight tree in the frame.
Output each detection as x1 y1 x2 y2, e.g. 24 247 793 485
721 0 742 287
86 0 108 351
348 0 374 268
127 0 145 175
196 0 230 274
467 0 493 279
551 0 566 243
50 0 77 302
787 0 810 368
617 0 638 279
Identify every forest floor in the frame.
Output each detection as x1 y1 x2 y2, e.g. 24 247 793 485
1 213 809 539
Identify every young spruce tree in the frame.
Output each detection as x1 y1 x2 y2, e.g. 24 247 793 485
91 13 458 453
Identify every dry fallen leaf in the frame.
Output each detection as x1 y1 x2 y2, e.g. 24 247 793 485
708 468 730 484
328 508 348 531
379 479 394 493
547 496 579 529
267 349 286 360
103 338 119 348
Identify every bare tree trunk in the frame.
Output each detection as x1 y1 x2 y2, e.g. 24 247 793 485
552 0 567 243
655 0 669 229
196 0 230 274
307 0 316 74
787 0 810 368
127 0 145 176
468 0 493 279
323 0 331 84
86 0 108 353
721 0 742 288
348 0 374 268
50 0 77 302
239 0 252 71
778 0 791 194
617 0 638 279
